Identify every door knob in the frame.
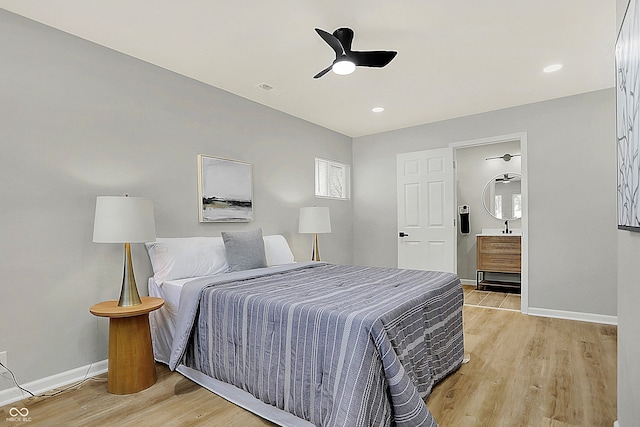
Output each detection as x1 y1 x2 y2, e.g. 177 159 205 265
399 232 409 237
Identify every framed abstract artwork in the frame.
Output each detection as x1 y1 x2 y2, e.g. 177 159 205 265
197 155 253 222
616 0 640 231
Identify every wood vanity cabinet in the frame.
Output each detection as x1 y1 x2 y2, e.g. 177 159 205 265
476 235 521 290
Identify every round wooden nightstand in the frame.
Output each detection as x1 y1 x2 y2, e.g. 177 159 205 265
90 296 164 394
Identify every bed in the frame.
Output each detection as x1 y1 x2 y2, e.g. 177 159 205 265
146 230 464 427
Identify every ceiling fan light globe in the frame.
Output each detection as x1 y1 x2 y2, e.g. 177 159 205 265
332 59 356 75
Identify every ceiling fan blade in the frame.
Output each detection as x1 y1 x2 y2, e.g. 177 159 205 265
332 28 354 52
349 50 397 67
313 65 333 79
315 28 344 56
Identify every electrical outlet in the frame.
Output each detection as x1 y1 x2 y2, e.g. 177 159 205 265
0 351 7 374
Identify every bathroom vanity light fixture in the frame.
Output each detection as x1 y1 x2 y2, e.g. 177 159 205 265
485 153 521 162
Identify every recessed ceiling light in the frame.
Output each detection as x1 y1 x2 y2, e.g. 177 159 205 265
372 107 385 113
256 82 275 91
543 64 563 73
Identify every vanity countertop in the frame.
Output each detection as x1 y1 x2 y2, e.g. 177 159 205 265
477 228 522 236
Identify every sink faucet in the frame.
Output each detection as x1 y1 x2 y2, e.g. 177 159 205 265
504 220 510 234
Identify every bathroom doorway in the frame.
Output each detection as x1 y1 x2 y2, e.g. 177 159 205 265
450 133 528 313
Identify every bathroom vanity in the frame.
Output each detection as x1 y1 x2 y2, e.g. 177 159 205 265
476 233 521 291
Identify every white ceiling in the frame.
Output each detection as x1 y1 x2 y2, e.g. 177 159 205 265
0 1 617 137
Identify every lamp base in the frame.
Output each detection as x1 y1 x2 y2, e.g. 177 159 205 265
118 243 142 307
311 233 321 262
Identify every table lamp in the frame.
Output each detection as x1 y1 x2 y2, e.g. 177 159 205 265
93 195 156 307
299 207 331 261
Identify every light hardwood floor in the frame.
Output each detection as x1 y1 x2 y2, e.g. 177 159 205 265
1 305 616 427
462 284 522 311
427 307 617 426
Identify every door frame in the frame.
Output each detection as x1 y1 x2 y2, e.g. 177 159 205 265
449 132 529 314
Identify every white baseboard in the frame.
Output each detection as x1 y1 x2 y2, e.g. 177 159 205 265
460 282 616 324
528 307 617 325
0 360 108 407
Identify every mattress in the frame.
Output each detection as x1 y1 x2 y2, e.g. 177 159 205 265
150 262 463 427
148 266 299 364
148 269 318 426
148 276 192 364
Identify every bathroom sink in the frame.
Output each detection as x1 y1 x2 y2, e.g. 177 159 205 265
479 228 522 236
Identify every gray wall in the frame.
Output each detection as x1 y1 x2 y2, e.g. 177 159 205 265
353 89 617 317
455 140 522 281
1 6 628 421
0 10 352 390
616 0 638 424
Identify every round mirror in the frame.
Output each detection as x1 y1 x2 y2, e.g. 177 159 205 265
482 173 522 220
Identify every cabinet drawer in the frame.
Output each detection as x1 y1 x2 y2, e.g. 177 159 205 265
477 236 521 255
477 253 521 272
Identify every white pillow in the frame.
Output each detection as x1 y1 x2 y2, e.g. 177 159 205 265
264 235 295 266
145 237 229 284
145 235 295 283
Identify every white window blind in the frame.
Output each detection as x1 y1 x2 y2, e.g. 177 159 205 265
315 158 350 200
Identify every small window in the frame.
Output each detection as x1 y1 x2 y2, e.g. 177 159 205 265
315 158 350 200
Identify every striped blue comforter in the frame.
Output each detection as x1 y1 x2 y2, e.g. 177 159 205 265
173 263 463 426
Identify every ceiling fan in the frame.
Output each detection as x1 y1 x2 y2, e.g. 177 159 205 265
495 173 520 183
313 27 397 79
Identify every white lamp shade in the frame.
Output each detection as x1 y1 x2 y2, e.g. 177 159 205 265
299 207 331 234
93 196 156 243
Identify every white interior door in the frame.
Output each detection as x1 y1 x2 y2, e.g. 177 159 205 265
397 148 456 273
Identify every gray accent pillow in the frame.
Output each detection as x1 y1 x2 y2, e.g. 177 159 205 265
221 228 268 272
